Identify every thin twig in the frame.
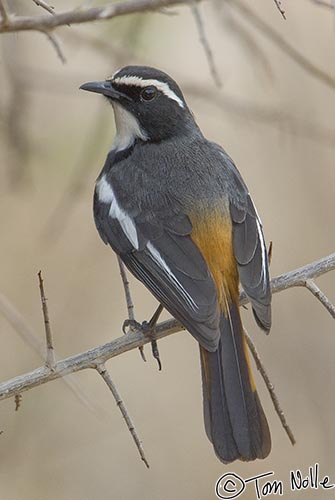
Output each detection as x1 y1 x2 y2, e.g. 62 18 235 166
117 257 135 323
0 291 105 416
305 279 335 319
117 257 146 362
0 0 9 25
190 1 222 87
272 0 286 19
43 30 66 63
2 39 31 188
0 253 333 401
215 0 274 82
42 105 110 242
32 0 55 15
96 363 150 468
186 85 335 148
227 0 335 90
14 394 22 411
38 271 56 370
310 0 335 11
244 329 296 445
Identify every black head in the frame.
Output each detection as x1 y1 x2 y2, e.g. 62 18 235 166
80 66 199 144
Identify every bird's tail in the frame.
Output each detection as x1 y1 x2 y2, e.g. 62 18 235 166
200 299 271 463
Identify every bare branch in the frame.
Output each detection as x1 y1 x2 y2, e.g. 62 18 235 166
305 279 335 319
227 0 335 90
117 256 146 361
117 257 135 324
244 329 295 445
0 253 334 402
0 291 105 416
309 0 335 11
38 271 56 370
42 105 110 242
190 1 222 87
96 363 149 468
186 85 335 148
0 0 9 25
272 0 286 19
0 0 201 34
2 40 31 188
43 30 66 63
214 0 274 82
32 0 55 15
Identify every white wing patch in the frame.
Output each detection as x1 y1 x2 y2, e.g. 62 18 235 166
96 175 139 250
250 195 268 288
146 242 199 311
111 75 185 109
256 218 268 286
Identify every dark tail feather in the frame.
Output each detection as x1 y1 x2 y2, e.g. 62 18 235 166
200 300 271 463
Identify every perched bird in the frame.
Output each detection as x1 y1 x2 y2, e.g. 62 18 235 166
80 66 272 463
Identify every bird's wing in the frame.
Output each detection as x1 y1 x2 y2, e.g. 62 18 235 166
228 166 271 332
93 179 220 351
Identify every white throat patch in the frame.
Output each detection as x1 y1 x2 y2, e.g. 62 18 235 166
112 75 185 109
111 102 148 152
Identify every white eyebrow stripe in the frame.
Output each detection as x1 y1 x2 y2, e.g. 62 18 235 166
96 175 139 250
112 75 185 108
146 242 198 311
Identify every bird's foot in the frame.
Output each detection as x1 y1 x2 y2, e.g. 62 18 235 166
122 305 163 370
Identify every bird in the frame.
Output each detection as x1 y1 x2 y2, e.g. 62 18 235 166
80 66 272 463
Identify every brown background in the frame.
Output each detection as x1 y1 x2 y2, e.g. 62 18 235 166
0 1 334 499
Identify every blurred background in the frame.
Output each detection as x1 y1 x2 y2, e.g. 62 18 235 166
0 1 334 499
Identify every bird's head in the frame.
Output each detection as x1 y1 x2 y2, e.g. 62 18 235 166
80 66 199 150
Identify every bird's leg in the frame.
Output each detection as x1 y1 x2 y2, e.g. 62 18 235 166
143 304 164 371
122 304 164 370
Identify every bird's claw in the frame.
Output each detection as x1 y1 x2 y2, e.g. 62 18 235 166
122 317 162 370
122 318 142 334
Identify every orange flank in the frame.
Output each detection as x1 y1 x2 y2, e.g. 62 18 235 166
190 209 257 393
190 210 239 312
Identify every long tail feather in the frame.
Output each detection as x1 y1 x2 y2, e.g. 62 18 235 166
200 300 271 463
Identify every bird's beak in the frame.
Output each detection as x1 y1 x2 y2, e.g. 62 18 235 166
80 81 130 101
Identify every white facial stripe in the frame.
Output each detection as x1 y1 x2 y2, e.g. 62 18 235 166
96 175 139 250
146 242 198 311
111 102 148 152
112 75 185 109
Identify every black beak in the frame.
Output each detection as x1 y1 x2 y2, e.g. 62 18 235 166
80 81 129 101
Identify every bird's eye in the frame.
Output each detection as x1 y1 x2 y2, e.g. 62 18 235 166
140 86 157 102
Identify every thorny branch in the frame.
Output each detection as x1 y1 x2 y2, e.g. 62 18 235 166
0 253 334 464
272 0 286 19
0 253 334 402
32 0 55 16
117 256 146 361
0 0 202 33
0 291 102 415
38 270 56 370
96 363 150 468
244 329 296 446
